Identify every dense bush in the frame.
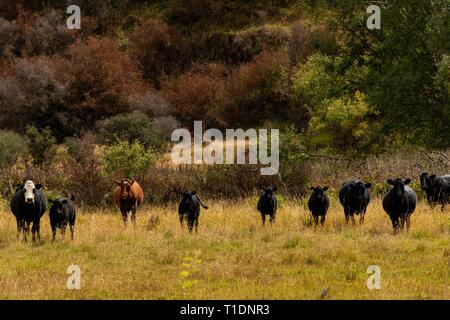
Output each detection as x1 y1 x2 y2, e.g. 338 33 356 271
52 37 148 138
222 50 290 127
0 130 28 168
96 112 160 148
164 51 290 129
200 26 289 65
63 132 110 206
25 126 57 165
21 10 76 57
104 140 155 180
0 18 20 58
291 53 374 151
130 19 191 87
0 56 66 136
163 63 227 128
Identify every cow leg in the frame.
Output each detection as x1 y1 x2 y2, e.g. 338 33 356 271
51 224 57 243
31 222 37 243
187 219 194 233
70 224 75 241
120 207 128 227
31 220 41 243
61 223 66 240
131 205 137 228
350 213 356 225
36 221 41 242
344 208 350 224
16 219 22 241
360 212 365 225
320 215 326 226
179 214 184 229
269 214 276 225
23 221 30 243
390 216 400 235
313 215 319 226
406 215 411 231
261 214 266 226
400 217 405 230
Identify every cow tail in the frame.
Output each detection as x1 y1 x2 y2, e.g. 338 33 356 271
194 194 209 209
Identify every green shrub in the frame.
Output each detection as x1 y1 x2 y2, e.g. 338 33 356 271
25 126 57 165
0 130 27 168
104 140 155 179
96 112 161 149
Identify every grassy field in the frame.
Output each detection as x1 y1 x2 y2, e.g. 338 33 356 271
0 197 450 300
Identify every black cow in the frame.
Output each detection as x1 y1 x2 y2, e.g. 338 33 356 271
339 180 372 224
420 172 450 210
307 186 329 226
49 194 76 241
178 191 208 233
10 180 47 242
257 186 278 225
382 178 417 234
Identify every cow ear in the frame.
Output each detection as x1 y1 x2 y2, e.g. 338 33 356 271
272 186 277 192
365 183 372 188
48 199 55 204
387 179 394 185
310 187 315 190
177 192 183 197
116 180 122 186
404 178 411 185
70 194 75 202
323 186 329 191
35 184 42 190
61 199 68 204
191 191 197 195
430 174 436 179
130 180 135 186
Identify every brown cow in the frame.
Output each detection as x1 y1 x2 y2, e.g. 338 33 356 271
114 179 144 227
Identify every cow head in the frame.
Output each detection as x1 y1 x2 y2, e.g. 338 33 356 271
178 191 195 203
49 199 68 215
23 180 42 204
388 178 411 197
420 172 434 191
261 186 277 198
350 181 371 200
309 186 328 200
116 179 135 200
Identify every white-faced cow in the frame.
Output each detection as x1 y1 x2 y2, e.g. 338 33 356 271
382 178 417 234
10 180 47 242
178 191 208 233
339 180 372 224
257 186 278 225
308 186 330 226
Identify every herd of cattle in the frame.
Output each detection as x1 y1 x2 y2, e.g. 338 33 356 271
6 173 450 242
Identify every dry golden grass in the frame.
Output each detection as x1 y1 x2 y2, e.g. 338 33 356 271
0 197 450 300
